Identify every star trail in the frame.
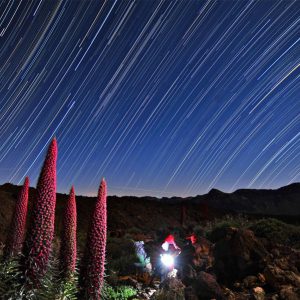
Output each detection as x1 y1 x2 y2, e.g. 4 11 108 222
0 0 299 197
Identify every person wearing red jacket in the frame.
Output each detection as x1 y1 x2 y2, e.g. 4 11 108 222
160 234 181 280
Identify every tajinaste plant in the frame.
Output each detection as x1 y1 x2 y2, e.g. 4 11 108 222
4 177 29 259
23 138 57 286
81 178 107 299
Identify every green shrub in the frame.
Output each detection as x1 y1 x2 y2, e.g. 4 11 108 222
250 218 300 248
205 215 251 242
102 284 137 300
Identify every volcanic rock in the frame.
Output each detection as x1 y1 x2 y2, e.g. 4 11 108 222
184 286 198 300
213 227 268 285
192 271 224 300
181 264 197 286
279 285 300 300
263 264 300 290
243 275 259 288
152 277 185 299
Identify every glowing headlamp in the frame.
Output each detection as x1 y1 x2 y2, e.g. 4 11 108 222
161 254 174 267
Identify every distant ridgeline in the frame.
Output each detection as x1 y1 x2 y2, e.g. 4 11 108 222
1 182 300 219
104 183 300 216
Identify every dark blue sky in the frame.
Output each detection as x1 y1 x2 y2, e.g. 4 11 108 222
0 0 299 197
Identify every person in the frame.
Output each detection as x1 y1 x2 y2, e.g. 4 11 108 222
133 241 152 284
159 234 181 280
177 233 196 280
133 241 152 273
185 233 197 246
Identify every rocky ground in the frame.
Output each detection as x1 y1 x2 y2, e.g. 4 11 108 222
107 227 300 300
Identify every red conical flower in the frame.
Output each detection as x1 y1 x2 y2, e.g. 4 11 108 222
81 178 107 299
4 177 29 259
23 138 57 285
60 186 77 276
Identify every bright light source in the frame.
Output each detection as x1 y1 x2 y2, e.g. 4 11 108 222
161 254 174 267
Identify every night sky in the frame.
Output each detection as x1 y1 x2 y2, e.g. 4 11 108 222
0 1 299 197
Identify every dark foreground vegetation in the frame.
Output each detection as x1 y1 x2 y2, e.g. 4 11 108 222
1 212 300 299
104 216 300 299
1 181 300 299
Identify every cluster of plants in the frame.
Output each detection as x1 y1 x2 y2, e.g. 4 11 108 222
199 214 300 249
102 284 137 300
250 218 300 249
0 138 108 299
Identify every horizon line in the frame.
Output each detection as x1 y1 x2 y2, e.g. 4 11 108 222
1 181 299 199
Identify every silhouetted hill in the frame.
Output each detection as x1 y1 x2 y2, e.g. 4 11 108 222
190 183 300 215
134 183 300 216
0 182 299 248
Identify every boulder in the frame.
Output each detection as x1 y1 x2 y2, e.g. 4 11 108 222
178 237 213 272
152 277 185 300
184 286 198 300
279 285 300 300
192 271 224 300
259 240 300 294
193 237 213 269
181 264 197 286
213 228 268 284
263 264 300 290
223 287 236 300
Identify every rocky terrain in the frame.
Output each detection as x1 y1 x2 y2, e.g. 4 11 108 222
1 182 300 299
148 227 300 299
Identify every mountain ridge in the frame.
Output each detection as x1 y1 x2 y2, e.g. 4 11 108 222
1 181 300 248
1 181 299 215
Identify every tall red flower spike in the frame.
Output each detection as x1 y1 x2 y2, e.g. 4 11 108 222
23 138 57 285
81 178 107 299
60 186 77 276
4 177 29 259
